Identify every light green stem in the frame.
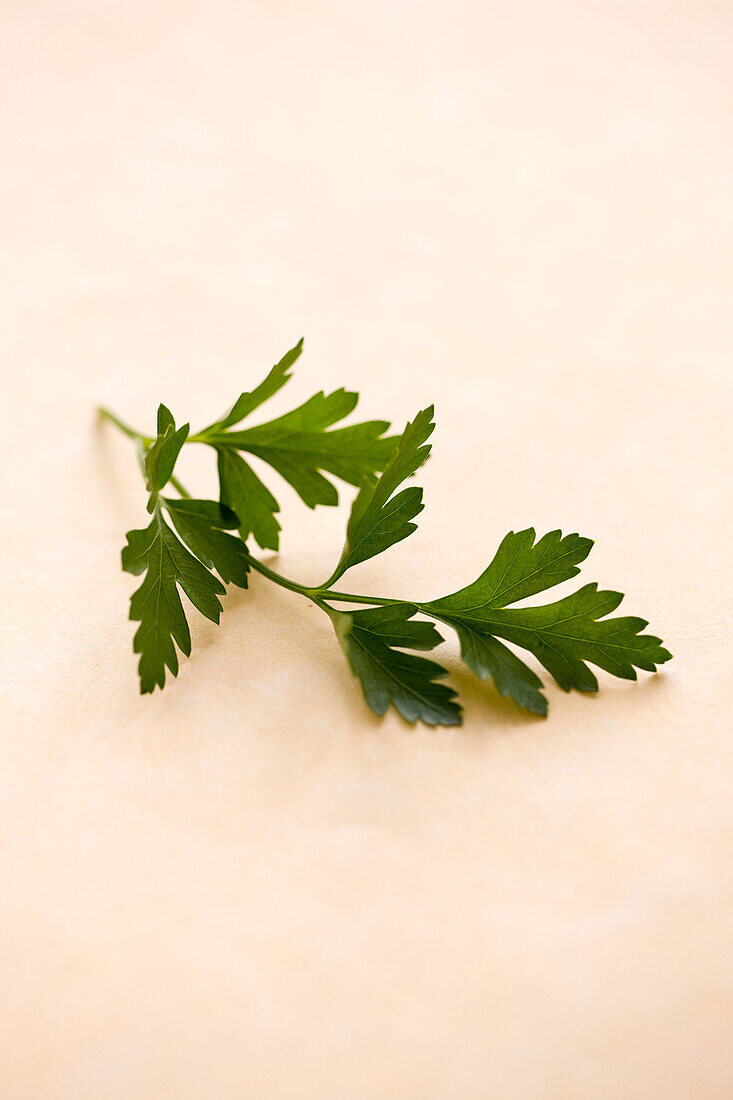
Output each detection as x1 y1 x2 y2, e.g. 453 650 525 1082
98 406 154 446
169 475 190 498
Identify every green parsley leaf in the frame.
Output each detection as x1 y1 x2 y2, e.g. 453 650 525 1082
452 631 548 716
203 339 304 434
121 500 249 694
102 338 671 725
424 528 672 712
199 350 400 548
216 448 282 552
330 602 461 727
209 389 398 508
329 406 435 581
163 497 251 588
143 403 189 511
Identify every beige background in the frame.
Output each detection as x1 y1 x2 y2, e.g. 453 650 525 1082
1 1 732 1097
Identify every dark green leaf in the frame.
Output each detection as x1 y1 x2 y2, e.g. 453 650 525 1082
425 528 671 711
144 404 189 503
217 448 281 551
330 406 434 580
157 404 175 435
461 583 672 692
205 339 303 433
208 388 398 509
439 528 594 609
330 601 461 727
447 623 547 716
121 508 227 694
163 497 251 588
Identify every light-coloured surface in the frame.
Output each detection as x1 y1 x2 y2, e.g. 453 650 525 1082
1 2 732 1097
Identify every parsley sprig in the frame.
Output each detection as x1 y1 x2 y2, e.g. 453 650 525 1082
99 340 671 725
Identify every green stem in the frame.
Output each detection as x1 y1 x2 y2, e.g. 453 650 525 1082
170 475 190 498
98 406 154 446
246 556 318 599
318 590 396 607
245 558 390 609
99 406 217 448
